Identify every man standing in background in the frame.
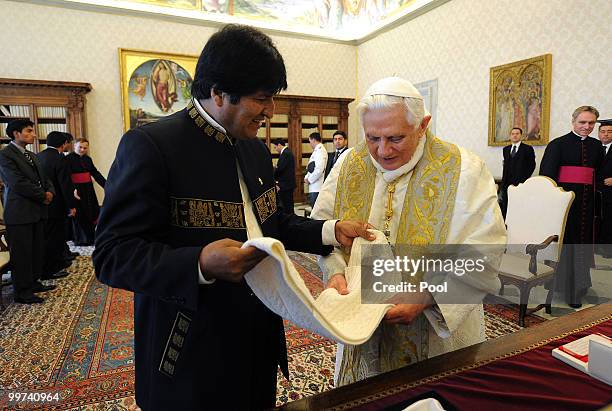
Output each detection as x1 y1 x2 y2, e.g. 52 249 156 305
304 131 327 207
499 127 535 218
597 119 612 257
540 106 604 307
272 138 296 213
0 119 55 304
38 131 75 280
325 130 349 179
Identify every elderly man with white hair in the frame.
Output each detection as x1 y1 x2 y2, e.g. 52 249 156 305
311 77 506 386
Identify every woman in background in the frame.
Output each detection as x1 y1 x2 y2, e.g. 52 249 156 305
68 138 105 246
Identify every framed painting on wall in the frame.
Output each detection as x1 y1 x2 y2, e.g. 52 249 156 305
488 54 552 146
119 48 198 131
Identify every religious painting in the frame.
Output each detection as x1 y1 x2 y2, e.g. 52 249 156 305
488 54 552 146
124 0 201 10
119 49 197 131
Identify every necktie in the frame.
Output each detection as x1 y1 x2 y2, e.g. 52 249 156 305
333 150 339 165
511 146 517 157
23 150 42 187
23 150 35 167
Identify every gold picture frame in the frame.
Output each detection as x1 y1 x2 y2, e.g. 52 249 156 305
488 54 552 146
119 48 198 131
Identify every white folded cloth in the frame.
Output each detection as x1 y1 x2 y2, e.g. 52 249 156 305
243 230 393 345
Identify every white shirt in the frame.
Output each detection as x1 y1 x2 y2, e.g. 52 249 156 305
604 143 610 155
193 100 338 284
305 143 328 192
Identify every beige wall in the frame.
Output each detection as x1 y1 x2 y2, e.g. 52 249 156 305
357 0 612 178
2 0 611 185
0 1 357 197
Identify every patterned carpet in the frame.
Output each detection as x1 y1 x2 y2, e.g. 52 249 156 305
0 250 544 410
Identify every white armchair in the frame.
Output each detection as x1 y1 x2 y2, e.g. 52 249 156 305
498 176 574 326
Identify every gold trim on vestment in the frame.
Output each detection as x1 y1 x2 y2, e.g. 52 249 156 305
333 131 462 386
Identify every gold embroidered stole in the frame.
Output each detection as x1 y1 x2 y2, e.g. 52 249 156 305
333 131 461 386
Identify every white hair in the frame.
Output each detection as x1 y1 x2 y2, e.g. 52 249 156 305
356 95 429 127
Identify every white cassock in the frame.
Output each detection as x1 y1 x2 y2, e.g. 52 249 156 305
311 135 507 385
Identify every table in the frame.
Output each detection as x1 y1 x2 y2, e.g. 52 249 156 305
280 304 612 411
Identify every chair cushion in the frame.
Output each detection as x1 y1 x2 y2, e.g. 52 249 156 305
499 253 554 280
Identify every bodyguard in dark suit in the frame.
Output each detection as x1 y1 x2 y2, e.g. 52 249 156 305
324 130 349 179
93 25 372 411
38 131 76 279
597 119 612 257
0 119 56 303
272 138 296 213
500 127 535 218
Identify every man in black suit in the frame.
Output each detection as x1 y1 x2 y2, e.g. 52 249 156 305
272 138 296 213
0 119 56 304
93 24 372 410
38 131 76 279
500 127 535 218
325 130 349 179
597 119 612 257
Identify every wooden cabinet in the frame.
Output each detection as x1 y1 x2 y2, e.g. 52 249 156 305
256 94 353 203
0 78 92 153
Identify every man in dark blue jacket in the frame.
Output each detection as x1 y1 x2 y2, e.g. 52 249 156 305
93 24 371 410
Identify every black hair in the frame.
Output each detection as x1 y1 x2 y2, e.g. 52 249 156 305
511 127 523 134
333 130 347 139
6 119 34 140
192 24 287 104
272 138 286 146
309 132 321 142
46 131 69 148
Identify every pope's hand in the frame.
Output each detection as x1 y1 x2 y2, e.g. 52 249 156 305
383 304 428 325
325 273 349 295
334 220 375 247
199 239 267 283
383 291 434 324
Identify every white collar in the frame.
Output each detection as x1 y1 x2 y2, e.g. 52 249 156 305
194 98 227 134
512 142 521 148
572 131 588 141
369 135 426 183
313 143 323 151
